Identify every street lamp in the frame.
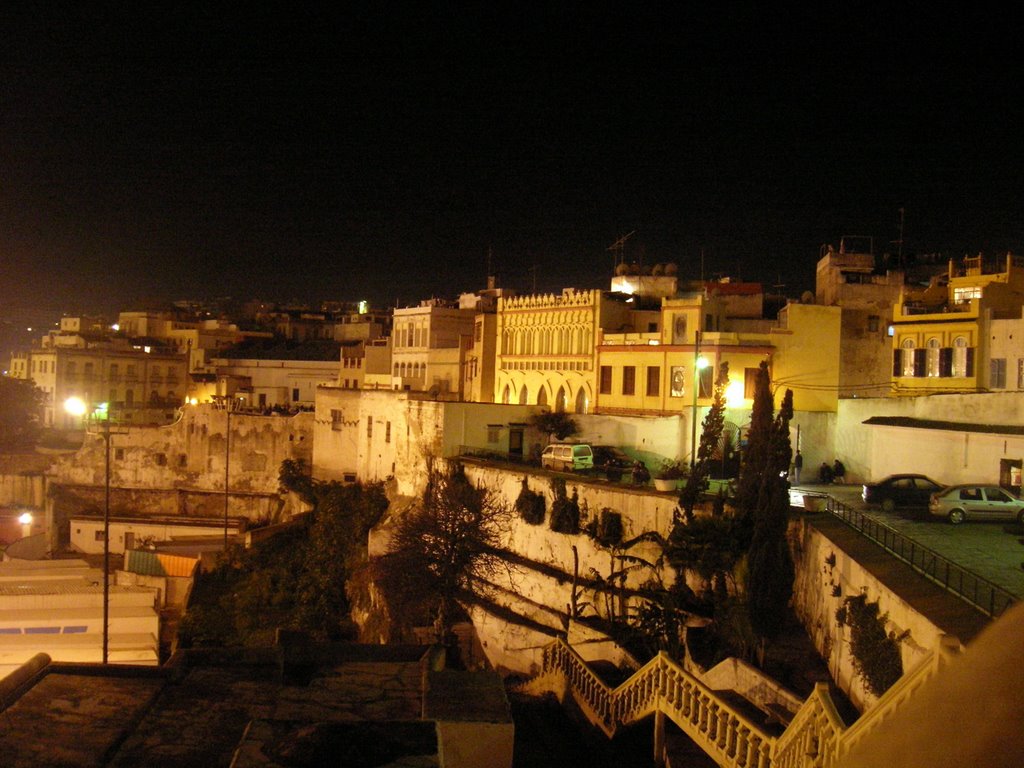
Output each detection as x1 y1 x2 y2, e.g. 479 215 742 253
690 333 709 470
64 396 112 664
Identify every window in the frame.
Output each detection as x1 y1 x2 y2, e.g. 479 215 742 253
331 409 344 430
115 448 125 460
990 358 1007 389
698 365 713 398
901 339 916 377
622 366 636 395
952 337 972 377
385 421 391 443
1018 358 1024 389
646 366 660 397
109 389 118 403
953 286 982 303
367 416 373 438
95 530 106 542
155 453 167 466
487 426 500 443
744 367 760 399
599 366 612 395
292 388 300 402
926 338 940 377
178 454 187 467
867 315 880 332
475 322 482 342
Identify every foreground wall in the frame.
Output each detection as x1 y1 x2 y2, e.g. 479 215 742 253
789 515 956 711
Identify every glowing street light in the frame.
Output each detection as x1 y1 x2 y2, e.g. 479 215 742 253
64 396 112 664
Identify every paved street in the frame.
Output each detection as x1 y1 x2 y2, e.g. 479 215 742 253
793 483 1024 599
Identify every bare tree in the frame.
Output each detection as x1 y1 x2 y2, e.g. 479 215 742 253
375 459 513 660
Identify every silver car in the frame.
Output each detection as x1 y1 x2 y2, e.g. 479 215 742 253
928 484 1024 525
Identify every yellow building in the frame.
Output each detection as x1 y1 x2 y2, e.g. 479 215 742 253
494 288 632 413
891 253 1024 395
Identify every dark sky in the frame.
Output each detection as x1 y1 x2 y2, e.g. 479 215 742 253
2 8 1022 317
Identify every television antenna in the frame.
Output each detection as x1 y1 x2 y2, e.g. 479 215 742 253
607 231 636 268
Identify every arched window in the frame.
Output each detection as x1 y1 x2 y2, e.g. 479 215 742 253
574 388 589 414
901 339 916 377
502 385 511 404
518 386 528 405
537 387 548 406
926 338 940 377
953 336 968 377
555 386 567 413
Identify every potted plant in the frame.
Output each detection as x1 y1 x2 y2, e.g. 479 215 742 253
654 460 685 491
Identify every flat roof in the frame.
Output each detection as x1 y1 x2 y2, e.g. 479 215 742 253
862 416 1024 437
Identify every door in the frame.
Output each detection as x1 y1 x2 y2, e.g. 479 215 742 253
981 487 1021 520
508 428 524 459
124 531 135 552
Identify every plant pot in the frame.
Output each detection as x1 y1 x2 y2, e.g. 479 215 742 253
803 494 825 512
654 478 678 492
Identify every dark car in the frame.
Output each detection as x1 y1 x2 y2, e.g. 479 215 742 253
590 446 633 479
862 473 944 512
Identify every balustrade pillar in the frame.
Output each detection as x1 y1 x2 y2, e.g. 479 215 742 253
653 710 666 768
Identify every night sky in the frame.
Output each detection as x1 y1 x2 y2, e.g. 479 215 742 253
2 8 1022 319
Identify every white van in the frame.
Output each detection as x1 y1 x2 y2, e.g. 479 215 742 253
540 443 594 472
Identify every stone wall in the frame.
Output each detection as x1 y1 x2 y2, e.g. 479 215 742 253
44 405 313 552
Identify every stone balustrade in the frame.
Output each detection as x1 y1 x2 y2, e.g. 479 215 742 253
534 634 960 768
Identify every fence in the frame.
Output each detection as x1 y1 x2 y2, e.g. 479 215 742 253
825 496 1016 618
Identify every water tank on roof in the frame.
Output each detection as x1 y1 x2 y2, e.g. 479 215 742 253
665 263 678 276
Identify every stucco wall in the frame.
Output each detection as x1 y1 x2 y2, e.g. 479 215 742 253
836 392 1024 484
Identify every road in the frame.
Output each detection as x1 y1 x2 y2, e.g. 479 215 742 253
794 482 1024 600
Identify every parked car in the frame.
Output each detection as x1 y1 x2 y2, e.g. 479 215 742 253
540 443 594 472
862 474 944 512
590 445 633 478
928 484 1024 525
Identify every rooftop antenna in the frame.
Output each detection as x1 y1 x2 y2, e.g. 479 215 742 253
895 207 906 269
607 231 636 270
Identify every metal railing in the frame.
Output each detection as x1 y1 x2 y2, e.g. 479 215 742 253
825 496 1017 618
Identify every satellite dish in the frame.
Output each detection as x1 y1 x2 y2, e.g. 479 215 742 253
801 290 815 304
664 262 678 275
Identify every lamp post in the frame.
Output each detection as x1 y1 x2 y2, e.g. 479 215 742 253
224 404 230 551
65 396 111 664
690 332 709 470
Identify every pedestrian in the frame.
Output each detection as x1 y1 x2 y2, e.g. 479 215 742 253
632 461 650 485
793 450 803 483
832 459 846 484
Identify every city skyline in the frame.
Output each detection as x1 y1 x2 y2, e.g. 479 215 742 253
2 9 1021 316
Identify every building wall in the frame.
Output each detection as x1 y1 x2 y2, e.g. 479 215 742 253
46 405 312 551
210 358 339 408
770 302 842 413
314 386 542 496
988 314 1024 392
835 392 1024 485
494 289 608 413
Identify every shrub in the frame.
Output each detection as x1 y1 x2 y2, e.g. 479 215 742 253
549 480 581 535
515 477 546 525
835 592 908 697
